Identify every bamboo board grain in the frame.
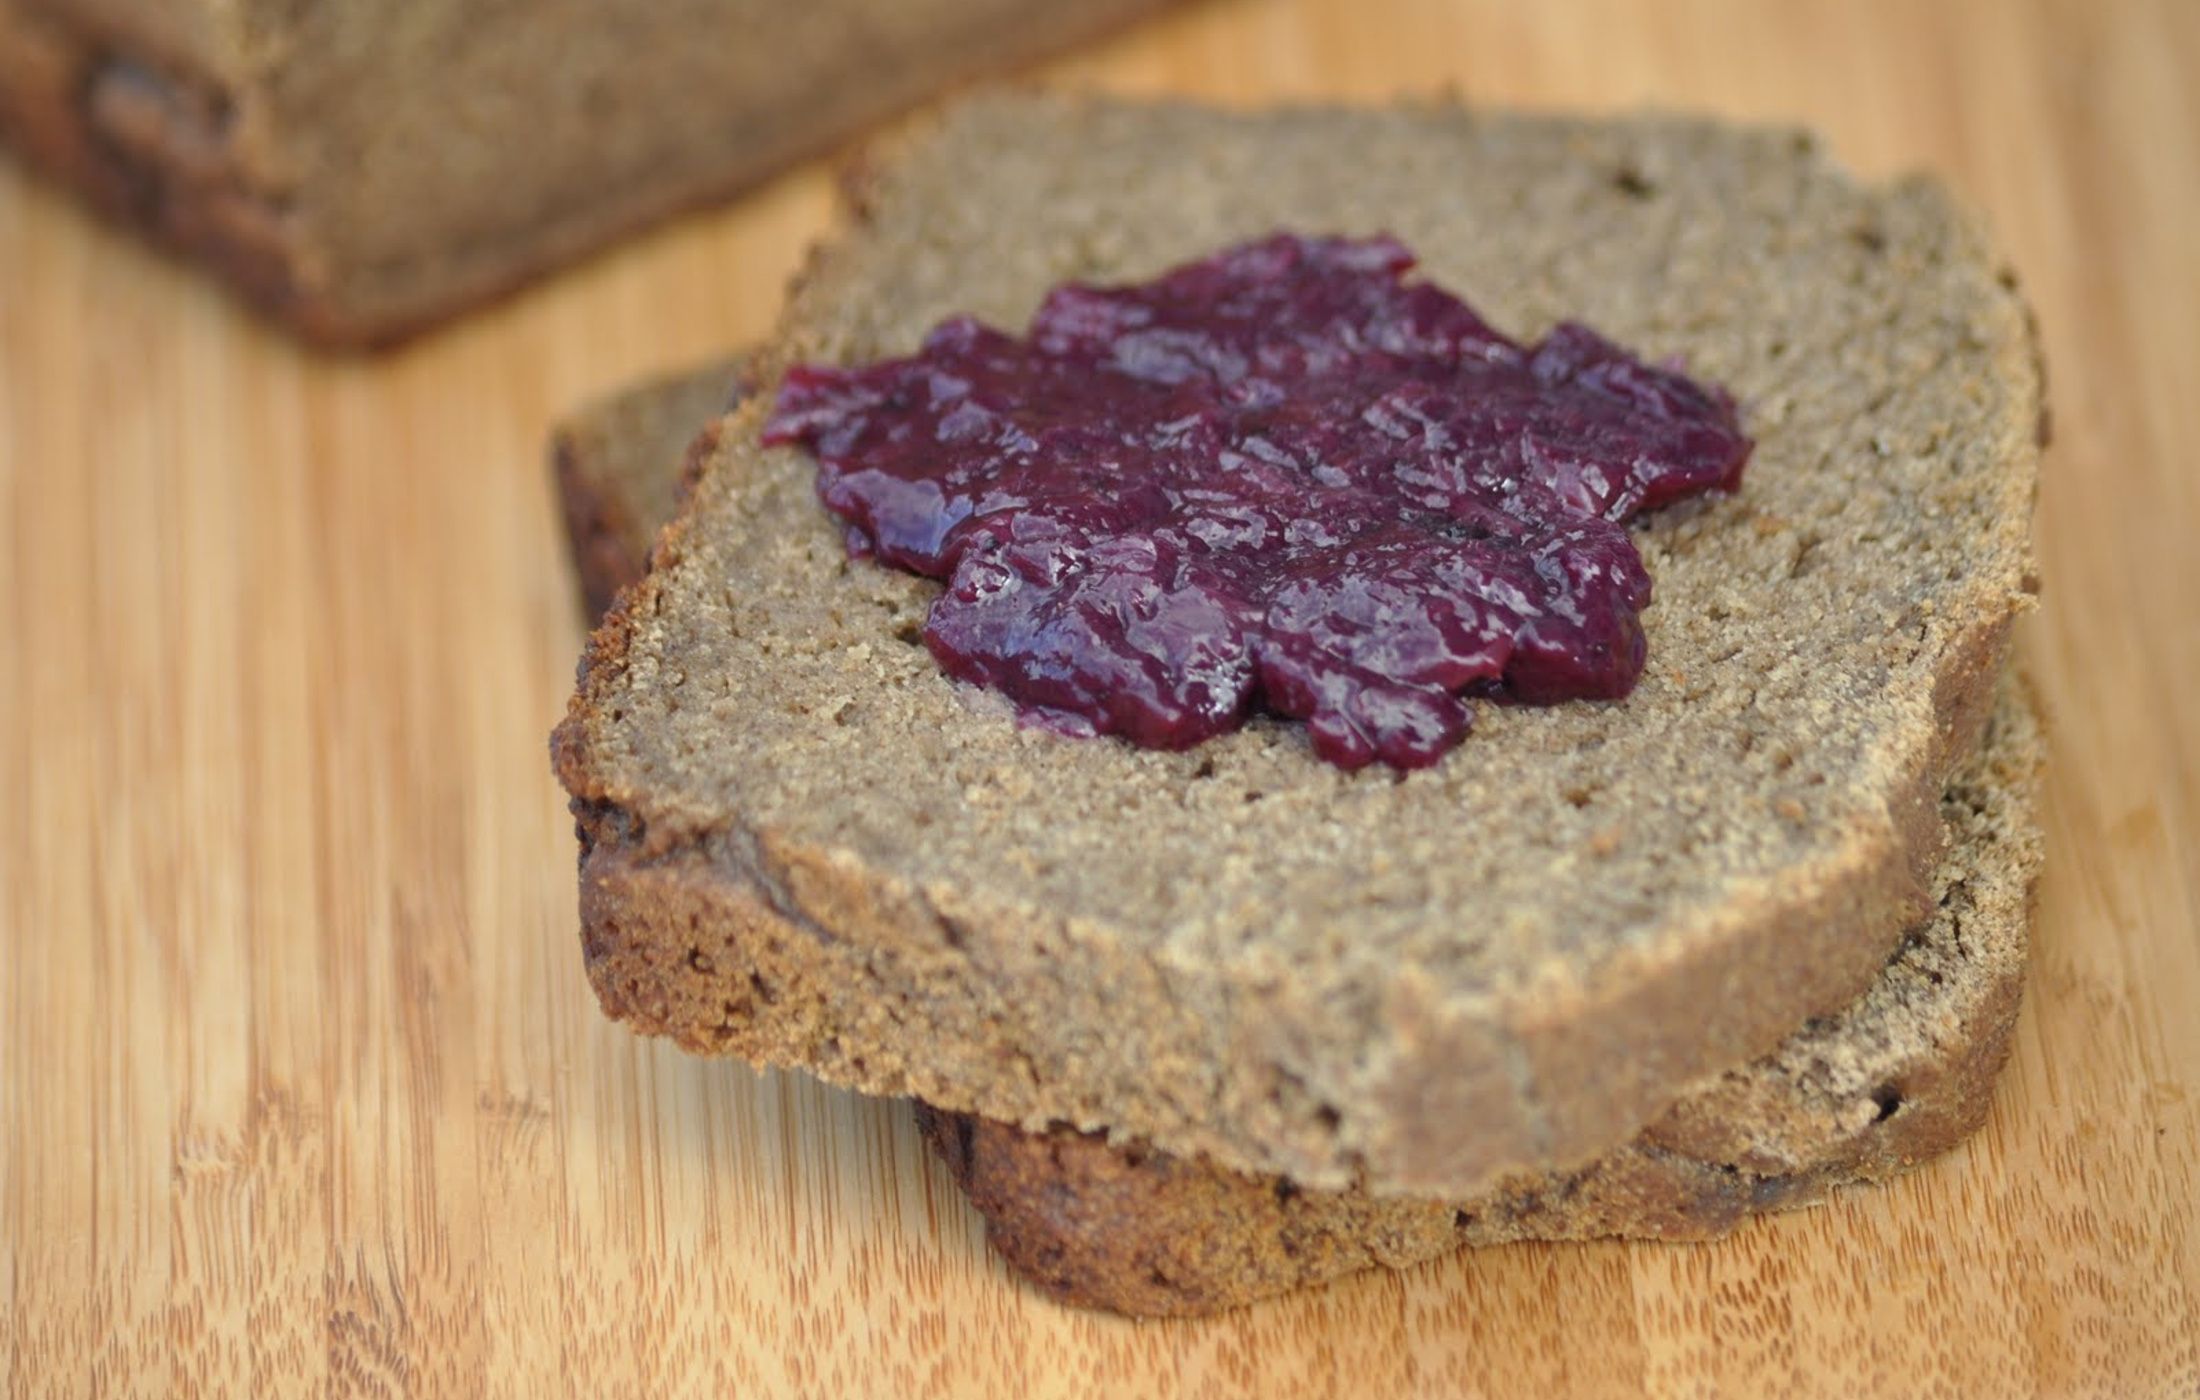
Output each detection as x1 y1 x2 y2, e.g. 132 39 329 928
2 0 2196 1395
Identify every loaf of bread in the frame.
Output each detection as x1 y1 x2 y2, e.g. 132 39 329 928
553 354 2041 1315
0 0 1170 344
553 94 2043 1198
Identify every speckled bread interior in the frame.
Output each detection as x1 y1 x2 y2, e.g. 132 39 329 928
553 95 2042 1196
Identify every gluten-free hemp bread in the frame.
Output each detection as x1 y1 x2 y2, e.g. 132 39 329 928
553 358 2040 1317
553 95 2044 1197
0 0 1172 345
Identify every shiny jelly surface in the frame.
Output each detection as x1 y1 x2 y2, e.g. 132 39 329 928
763 234 1750 770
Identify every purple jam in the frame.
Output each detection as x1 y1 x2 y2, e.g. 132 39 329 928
763 234 1750 770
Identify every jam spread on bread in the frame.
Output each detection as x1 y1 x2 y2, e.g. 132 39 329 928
765 234 1749 769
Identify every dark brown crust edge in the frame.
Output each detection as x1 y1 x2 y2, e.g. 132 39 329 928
553 432 653 625
0 0 1181 348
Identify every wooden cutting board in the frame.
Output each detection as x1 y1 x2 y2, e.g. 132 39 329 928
3 0 2195 1394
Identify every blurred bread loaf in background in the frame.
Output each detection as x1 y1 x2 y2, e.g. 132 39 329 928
0 0 1173 345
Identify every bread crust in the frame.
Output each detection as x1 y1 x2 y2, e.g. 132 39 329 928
554 96 2046 1196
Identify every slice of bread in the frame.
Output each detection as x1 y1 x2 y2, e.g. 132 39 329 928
551 355 2040 1317
553 95 2042 1196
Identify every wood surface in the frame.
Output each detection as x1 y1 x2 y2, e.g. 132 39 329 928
3 0 2196 1395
